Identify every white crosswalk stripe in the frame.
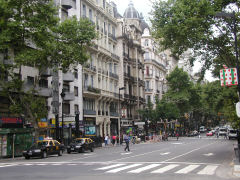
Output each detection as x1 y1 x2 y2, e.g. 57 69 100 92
97 164 126 170
175 165 200 174
106 164 142 173
128 164 161 173
197 165 218 175
151 164 179 173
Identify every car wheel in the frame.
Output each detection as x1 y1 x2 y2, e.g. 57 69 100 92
67 150 71 154
58 150 63 156
42 151 47 159
90 148 94 152
25 155 30 159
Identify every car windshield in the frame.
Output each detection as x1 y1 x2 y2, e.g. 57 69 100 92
230 130 237 133
220 129 227 132
74 139 85 143
37 141 48 146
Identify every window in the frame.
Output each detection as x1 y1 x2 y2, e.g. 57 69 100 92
63 103 70 114
144 39 149 46
103 0 105 9
84 74 88 88
39 79 48 88
74 69 78 79
123 43 125 54
90 75 94 87
89 9 92 21
83 98 95 110
74 104 79 113
109 63 112 73
61 9 68 21
82 4 86 17
63 83 70 92
74 86 78 96
144 52 149 59
145 81 150 89
27 76 34 85
146 66 149 75
112 27 115 37
147 95 151 103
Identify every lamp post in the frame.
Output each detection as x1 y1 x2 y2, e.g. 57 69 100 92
216 11 240 162
60 90 65 144
75 110 80 138
216 11 240 99
119 87 125 144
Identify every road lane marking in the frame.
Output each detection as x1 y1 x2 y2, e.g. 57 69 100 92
162 141 217 162
203 153 214 156
106 164 142 173
97 164 126 170
128 164 161 173
197 165 218 175
160 152 170 155
121 152 132 155
175 165 200 174
151 164 179 173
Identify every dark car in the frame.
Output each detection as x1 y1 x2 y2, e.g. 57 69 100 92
67 138 94 153
23 139 64 159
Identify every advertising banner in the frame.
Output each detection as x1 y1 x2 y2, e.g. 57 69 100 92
220 68 238 86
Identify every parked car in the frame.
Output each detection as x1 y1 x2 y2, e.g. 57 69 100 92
23 139 64 159
228 129 238 140
206 131 213 136
67 138 94 153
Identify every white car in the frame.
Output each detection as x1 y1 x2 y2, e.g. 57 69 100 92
228 129 237 140
218 128 227 136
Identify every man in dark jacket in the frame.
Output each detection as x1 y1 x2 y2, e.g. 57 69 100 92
124 134 130 151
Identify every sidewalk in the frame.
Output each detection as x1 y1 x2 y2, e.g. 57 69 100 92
233 143 240 177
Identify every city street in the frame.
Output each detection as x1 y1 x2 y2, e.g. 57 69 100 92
0 136 238 180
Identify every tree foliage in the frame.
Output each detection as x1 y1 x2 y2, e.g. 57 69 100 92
151 0 240 78
0 0 97 129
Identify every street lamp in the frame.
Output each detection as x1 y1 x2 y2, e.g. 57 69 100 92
215 11 240 99
60 90 65 144
75 110 80 138
119 87 125 144
216 11 240 162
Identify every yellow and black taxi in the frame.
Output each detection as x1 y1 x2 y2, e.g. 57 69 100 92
23 138 64 159
67 138 94 153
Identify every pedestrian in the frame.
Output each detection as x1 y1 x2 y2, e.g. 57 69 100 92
176 132 179 141
104 134 109 146
112 134 116 146
124 134 130 151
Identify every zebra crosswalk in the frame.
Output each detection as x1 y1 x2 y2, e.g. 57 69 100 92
95 163 219 175
0 162 219 176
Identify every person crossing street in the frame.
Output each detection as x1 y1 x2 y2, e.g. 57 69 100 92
124 134 130 151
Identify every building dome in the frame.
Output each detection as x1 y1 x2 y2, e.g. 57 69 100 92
123 1 140 19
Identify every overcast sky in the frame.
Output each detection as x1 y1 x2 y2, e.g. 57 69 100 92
111 0 153 22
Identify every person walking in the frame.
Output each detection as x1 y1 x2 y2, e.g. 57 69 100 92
124 134 130 151
112 134 116 146
104 134 109 146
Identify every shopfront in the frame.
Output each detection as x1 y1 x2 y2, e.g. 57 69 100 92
110 118 118 136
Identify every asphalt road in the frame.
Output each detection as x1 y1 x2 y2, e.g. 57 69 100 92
0 136 238 180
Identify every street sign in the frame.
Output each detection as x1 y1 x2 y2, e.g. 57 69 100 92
220 68 238 86
236 102 240 117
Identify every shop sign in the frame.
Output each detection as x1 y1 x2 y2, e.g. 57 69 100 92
85 126 96 135
0 117 23 128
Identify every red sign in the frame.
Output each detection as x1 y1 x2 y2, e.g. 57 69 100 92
0 117 23 124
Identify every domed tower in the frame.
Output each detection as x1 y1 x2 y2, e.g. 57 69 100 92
123 0 140 19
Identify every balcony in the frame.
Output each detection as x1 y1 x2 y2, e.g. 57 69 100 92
110 112 119 117
111 53 120 60
123 52 128 58
63 92 75 101
40 68 52 77
38 87 52 97
84 86 101 95
124 94 129 99
84 109 96 115
63 72 74 82
61 0 73 9
109 72 119 79
84 64 96 72
145 89 153 92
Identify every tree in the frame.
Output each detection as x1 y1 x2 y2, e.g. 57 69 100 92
151 0 240 78
0 0 96 134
